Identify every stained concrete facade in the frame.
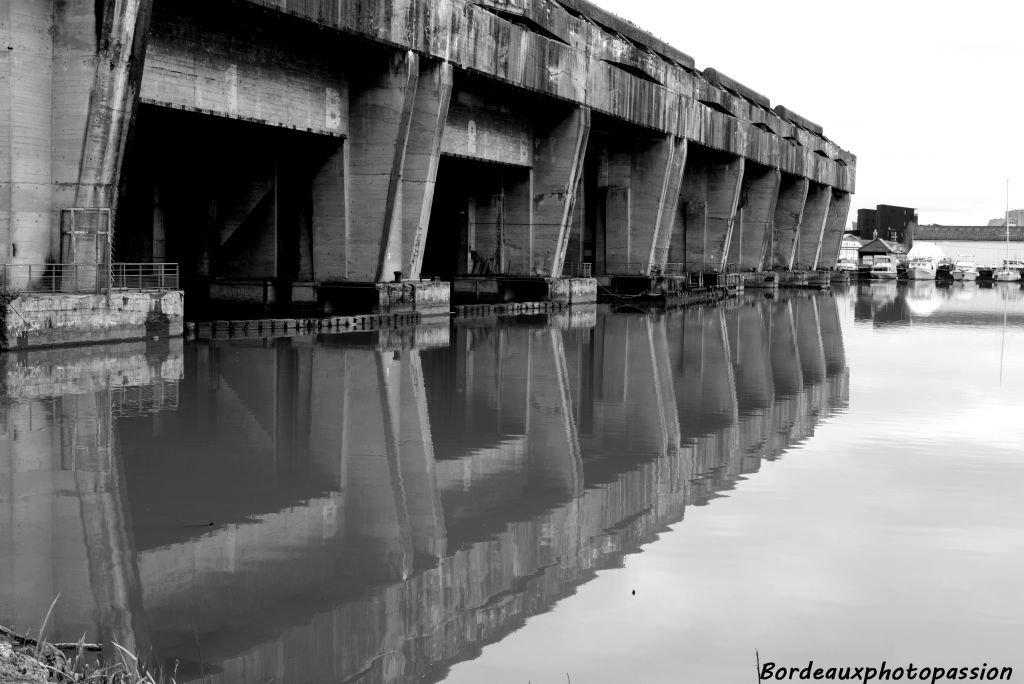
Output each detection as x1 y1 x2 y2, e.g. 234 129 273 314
1 0 856 318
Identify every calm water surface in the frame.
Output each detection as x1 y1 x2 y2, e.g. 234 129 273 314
1 284 1022 683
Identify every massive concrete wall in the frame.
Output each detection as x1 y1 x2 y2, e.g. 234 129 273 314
2 0 856 290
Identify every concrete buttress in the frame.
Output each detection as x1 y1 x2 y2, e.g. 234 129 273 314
346 50 419 282
74 0 155 210
507 106 590 277
674 154 744 273
793 182 832 270
818 190 853 269
729 166 781 271
771 176 809 270
401 61 453 280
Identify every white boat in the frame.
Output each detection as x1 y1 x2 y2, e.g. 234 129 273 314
906 257 936 280
991 183 1015 282
905 241 943 280
992 264 1021 282
952 256 978 282
870 257 898 279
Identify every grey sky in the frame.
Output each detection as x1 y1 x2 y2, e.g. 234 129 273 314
594 0 1024 227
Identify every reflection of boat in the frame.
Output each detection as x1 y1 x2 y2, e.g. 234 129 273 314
836 258 858 272
870 256 898 279
952 256 979 282
905 281 942 316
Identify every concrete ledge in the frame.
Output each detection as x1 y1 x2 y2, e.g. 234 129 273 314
1 291 184 351
453 277 597 304
743 271 778 289
317 280 451 316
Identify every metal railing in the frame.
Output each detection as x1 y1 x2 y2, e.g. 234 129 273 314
562 262 593 278
1 263 179 294
603 261 651 276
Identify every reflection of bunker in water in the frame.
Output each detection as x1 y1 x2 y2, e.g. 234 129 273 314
0 295 848 684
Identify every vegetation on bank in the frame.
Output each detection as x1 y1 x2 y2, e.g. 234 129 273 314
0 625 167 684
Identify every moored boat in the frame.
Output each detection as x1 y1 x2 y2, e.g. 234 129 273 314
992 262 1022 282
906 257 937 280
870 257 898 280
953 256 979 282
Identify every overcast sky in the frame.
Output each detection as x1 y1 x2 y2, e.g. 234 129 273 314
593 0 1024 227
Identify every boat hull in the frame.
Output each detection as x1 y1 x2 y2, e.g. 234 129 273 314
993 271 1022 282
870 271 898 280
907 267 936 280
960 272 978 282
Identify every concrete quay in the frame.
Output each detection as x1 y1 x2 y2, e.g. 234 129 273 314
1 0 856 346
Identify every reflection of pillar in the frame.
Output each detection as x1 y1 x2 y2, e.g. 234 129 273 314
342 349 413 580
818 295 847 378
0 391 144 652
670 307 738 441
526 329 583 497
794 297 827 388
771 299 804 397
398 350 446 561
729 303 775 413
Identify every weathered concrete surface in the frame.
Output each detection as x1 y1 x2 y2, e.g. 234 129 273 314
793 182 832 271
599 134 686 274
1 291 184 350
730 165 781 271
242 0 854 191
819 190 853 269
674 152 744 272
771 175 809 270
318 279 451 316
453 276 595 304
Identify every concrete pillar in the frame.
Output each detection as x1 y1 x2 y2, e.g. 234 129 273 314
651 138 688 270
401 61 453 280
771 175 809 270
505 106 590 276
344 50 419 282
818 189 853 270
793 183 832 270
311 142 348 281
74 0 155 211
601 135 686 274
729 166 781 271
674 154 744 273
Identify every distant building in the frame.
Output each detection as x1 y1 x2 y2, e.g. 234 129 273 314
858 238 905 265
856 204 918 243
839 234 862 262
984 209 1023 227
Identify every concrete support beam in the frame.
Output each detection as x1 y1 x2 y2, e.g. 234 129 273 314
75 0 155 210
729 166 781 271
507 106 589 276
311 143 348 282
674 154 743 273
818 189 852 270
793 182 832 270
651 138 688 270
346 50 419 282
402 61 453 280
601 135 686 274
771 176 808 270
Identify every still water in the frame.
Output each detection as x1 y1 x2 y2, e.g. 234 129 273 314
1 284 1022 683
